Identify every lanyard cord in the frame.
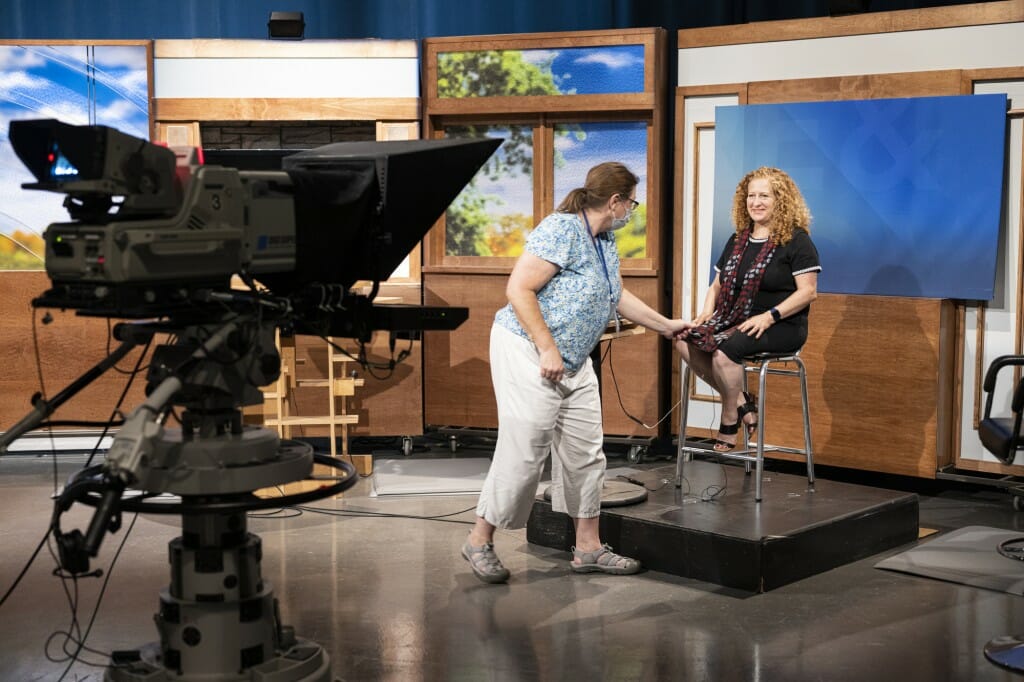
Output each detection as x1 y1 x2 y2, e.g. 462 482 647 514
581 210 614 299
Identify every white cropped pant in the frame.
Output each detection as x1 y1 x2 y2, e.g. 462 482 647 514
476 324 606 529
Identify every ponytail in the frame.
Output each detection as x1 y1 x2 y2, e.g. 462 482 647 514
556 162 638 214
557 188 589 213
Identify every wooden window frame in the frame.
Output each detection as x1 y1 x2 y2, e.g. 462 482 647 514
423 28 665 276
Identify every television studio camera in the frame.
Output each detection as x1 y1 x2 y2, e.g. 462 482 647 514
0 119 499 681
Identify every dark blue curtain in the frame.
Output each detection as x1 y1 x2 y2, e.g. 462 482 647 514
0 0 989 40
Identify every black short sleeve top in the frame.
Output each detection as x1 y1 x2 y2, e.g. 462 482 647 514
715 229 821 320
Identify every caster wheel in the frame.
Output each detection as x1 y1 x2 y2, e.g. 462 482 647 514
402 436 414 456
1013 495 1024 512
627 445 646 464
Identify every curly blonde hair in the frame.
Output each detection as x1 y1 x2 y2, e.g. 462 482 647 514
730 167 811 245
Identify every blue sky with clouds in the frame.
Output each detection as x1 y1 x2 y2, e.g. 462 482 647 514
463 44 647 220
0 44 148 240
525 44 644 95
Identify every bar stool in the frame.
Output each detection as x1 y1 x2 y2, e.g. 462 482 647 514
674 351 815 501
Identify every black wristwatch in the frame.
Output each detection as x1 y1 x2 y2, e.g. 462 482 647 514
770 307 782 322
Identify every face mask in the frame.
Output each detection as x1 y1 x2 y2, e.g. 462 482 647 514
610 203 633 231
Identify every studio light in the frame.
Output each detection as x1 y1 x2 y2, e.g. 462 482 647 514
268 11 305 39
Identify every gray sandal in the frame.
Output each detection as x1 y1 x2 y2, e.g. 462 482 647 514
462 539 510 584
571 544 641 575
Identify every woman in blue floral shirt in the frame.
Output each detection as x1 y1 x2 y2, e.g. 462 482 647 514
462 162 689 583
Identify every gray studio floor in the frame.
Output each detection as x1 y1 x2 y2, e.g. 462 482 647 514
3 450 1024 682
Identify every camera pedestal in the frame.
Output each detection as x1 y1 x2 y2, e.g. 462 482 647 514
107 508 330 681
91 426 353 681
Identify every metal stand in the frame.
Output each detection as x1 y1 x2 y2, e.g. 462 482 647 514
675 352 815 501
90 441 356 681
10 315 361 681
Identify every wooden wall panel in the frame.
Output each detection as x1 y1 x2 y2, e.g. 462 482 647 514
423 273 506 428
154 97 419 122
285 283 424 439
423 273 663 436
744 293 953 478
0 272 149 431
677 0 1023 48
0 273 424 442
748 70 963 104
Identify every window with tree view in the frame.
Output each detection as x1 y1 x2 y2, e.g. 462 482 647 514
429 34 657 263
553 121 648 259
444 124 534 257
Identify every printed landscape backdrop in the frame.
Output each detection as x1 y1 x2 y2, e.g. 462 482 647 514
438 45 649 259
0 44 149 270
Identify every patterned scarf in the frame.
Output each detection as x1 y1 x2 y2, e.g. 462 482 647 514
686 231 777 352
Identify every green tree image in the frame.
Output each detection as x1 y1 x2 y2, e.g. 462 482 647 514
615 203 647 259
439 50 567 257
438 50 647 260
0 230 45 270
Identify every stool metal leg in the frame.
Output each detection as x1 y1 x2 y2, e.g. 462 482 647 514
675 365 692 488
755 360 770 502
742 370 752 475
795 355 816 489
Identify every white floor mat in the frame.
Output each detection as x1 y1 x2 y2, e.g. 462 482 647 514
370 457 492 497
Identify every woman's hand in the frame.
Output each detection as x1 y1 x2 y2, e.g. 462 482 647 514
663 319 694 340
737 311 774 339
538 346 565 383
693 311 714 326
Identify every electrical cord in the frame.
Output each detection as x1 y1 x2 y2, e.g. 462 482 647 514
293 503 477 525
247 486 306 518
324 334 415 381
700 404 729 501
45 577 110 670
31 309 60 496
603 340 680 430
614 474 669 492
48 512 139 680
0 528 51 610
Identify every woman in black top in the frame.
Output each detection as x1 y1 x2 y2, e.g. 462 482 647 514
675 167 821 451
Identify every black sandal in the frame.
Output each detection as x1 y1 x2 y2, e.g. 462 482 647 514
738 391 758 437
713 421 740 451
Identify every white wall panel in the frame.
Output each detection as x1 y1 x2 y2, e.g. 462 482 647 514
681 94 738 426
154 57 419 99
679 23 1024 87
959 79 1024 464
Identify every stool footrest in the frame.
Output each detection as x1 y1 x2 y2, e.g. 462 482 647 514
677 444 808 458
678 447 780 465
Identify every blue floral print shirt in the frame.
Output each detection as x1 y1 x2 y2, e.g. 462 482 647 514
495 211 623 374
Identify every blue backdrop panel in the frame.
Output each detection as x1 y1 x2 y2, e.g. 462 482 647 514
712 94 1007 300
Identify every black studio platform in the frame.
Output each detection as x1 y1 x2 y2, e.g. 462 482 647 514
526 460 919 592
